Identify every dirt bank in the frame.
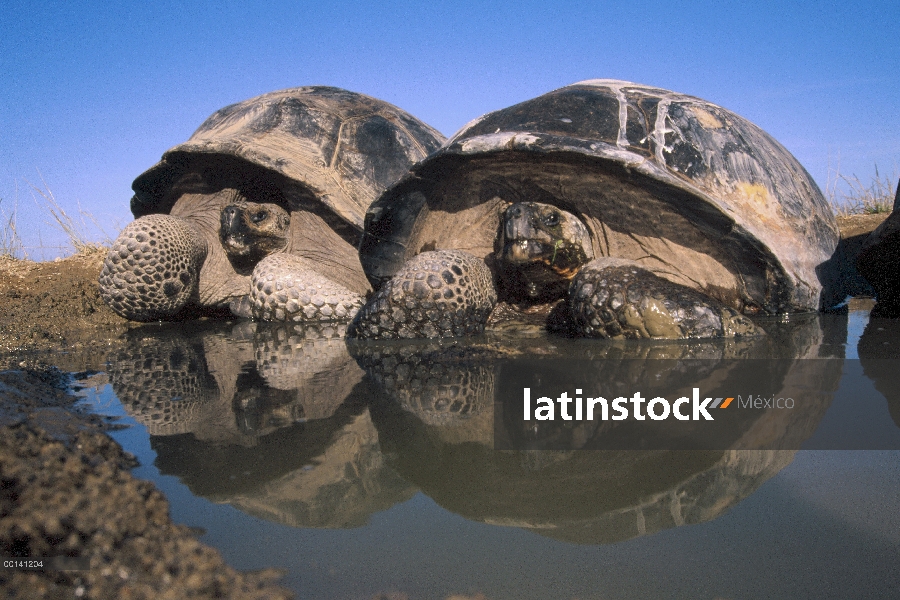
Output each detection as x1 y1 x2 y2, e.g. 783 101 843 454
0 250 293 598
0 248 130 356
0 368 293 599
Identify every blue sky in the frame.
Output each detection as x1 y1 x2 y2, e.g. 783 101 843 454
2 0 898 258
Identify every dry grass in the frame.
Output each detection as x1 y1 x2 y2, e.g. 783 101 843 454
27 174 114 254
828 165 899 216
0 175 117 260
0 197 25 259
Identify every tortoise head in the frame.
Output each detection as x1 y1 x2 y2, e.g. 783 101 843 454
219 199 291 271
497 202 593 301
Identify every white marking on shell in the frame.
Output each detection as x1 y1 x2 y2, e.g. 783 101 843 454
651 98 680 163
589 143 648 168
573 78 643 89
459 132 542 154
611 83 630 148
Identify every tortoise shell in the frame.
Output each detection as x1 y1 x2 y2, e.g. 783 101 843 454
131 86 445 230
360 80 839 314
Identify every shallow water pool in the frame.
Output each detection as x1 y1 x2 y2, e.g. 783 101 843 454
71 308 900 599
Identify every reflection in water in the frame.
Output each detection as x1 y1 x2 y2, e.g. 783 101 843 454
109 328 220 437
351 342 497 442
110 322 364 445
858 317 900 429
351 315 846 543
352 313 847 543
374 394 795 544
250 322 364 420
218 409 416 529
151 405 416 529
108 321 415 528
104 313 864 545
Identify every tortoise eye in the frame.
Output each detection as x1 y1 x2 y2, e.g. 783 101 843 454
542 212 560 227
251 211 268 224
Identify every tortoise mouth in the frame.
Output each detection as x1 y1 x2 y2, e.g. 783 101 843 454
498 231 592 303
499 261 573 302
500 238 587 279
502 239 545 263
222 233 253 256
221 231 286 273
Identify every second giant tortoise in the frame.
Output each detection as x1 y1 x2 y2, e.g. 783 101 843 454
350 80 839 340
99 86 445 322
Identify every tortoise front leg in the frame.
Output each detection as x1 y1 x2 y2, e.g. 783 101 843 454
568 258 761 339
249 254 365 322
99 214 208 322
349 250 497 339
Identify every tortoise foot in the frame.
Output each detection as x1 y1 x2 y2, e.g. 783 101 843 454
98 214 207 321
568 258 761 339
250 254 365 322
348 250 497 339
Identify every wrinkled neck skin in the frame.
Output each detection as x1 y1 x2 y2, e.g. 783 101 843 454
496 201 593 303
169 189 254 308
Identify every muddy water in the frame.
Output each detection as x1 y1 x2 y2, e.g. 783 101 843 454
69 308 900 600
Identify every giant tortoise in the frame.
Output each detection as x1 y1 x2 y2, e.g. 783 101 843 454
348 80 839 340
98 87 445 322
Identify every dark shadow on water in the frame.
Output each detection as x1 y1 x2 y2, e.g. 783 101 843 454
858 317 900 429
